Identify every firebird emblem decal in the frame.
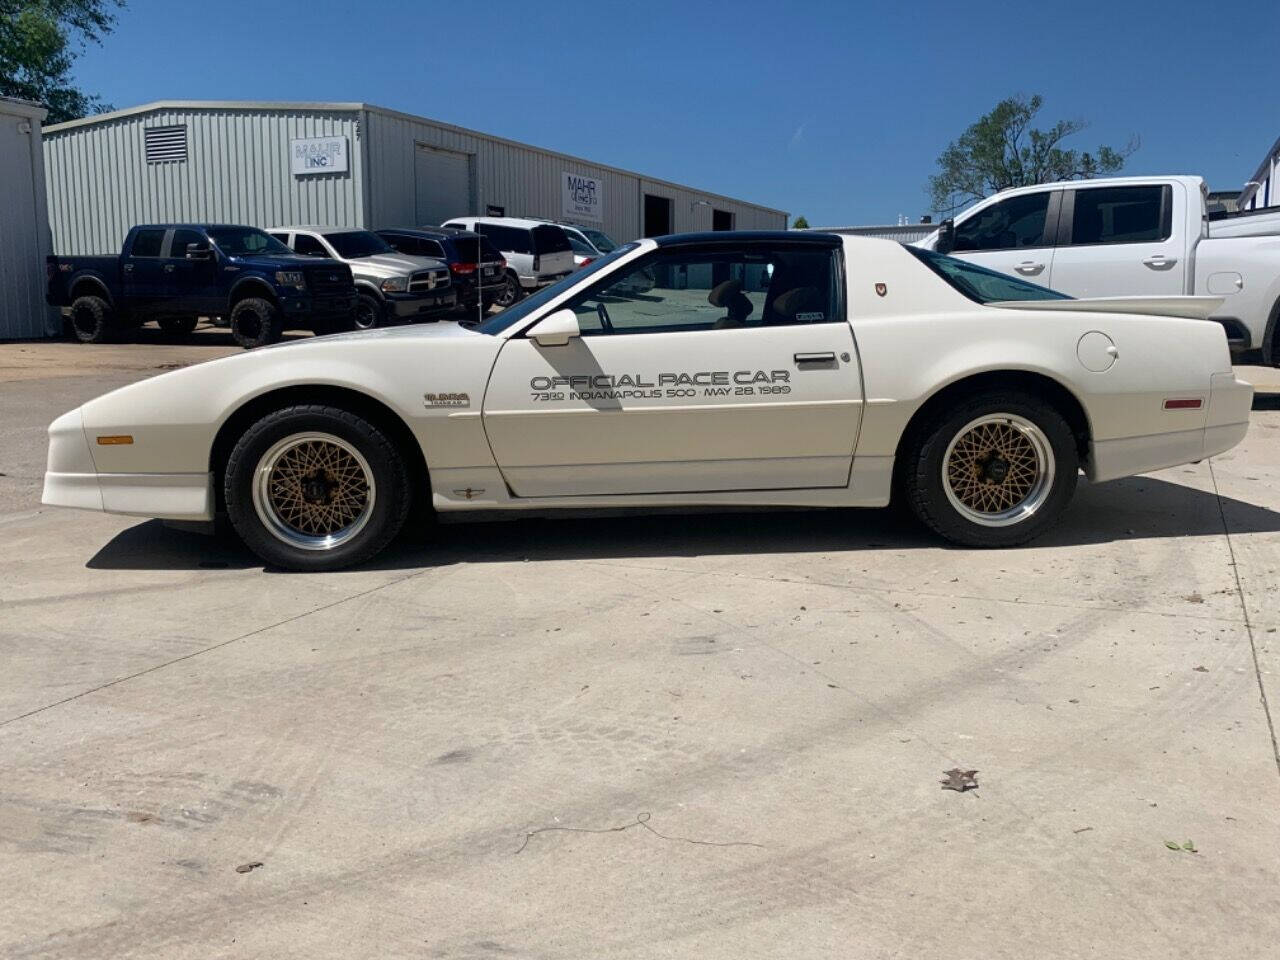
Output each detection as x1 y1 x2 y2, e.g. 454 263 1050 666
875 283 887 297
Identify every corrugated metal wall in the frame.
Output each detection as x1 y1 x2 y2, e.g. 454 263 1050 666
43 106 363 254
0 99 56 339
364 108 785 242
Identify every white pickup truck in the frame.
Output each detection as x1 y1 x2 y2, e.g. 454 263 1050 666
916 175 1280 364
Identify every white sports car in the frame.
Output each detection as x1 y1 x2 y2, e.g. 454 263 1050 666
43 232 1253 571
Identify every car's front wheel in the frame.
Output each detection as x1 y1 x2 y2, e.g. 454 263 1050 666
224 406 410 570
230 297 283 349
354 293 382 330
904 391 1078 547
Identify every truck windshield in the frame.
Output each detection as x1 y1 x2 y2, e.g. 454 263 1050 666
580 228 617 253
907 247 1072 303
325 231 395 259
474 243 639 335
207 227 292 256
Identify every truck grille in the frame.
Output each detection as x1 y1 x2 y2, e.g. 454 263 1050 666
304 266 353 295
409 269 450 293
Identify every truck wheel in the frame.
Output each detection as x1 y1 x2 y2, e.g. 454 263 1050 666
904 391 1078 548
354 293 382 331
223 405 410 571
158 316 198 338
69 295 116 344
230 298 283 349
494 271 522 308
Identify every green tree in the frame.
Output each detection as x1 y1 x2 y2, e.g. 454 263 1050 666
929 94 1137 215
0 1 122 124
792 215 810 229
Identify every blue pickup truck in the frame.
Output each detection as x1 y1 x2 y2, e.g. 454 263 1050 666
46 224 358 348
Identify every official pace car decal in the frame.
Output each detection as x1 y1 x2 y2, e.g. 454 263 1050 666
529 369 791 402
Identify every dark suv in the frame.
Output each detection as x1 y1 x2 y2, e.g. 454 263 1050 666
376 227 506 315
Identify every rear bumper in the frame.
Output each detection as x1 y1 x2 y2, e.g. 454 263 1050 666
519 271 572 290
41 407 215 520
1204 372 1253 458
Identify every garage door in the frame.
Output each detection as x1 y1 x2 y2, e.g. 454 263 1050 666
415 145 474 227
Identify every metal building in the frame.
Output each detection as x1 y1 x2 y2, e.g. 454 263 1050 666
805 223 937 243
0 97 57 339
42 100 787 256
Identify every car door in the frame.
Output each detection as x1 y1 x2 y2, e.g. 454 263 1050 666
1046 183 1187 297
121 227 168 316
950 190 1060 284
164 228 220 316
482 240 862 497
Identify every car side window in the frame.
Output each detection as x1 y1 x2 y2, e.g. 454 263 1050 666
561 245 839 336
1069 185 1170 245
381 234 414 254
169 228 204 257
953 193 1051 252
421 239 446 257
129 228 165 258
293 234 328 257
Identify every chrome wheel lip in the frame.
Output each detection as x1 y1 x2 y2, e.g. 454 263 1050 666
251 432 376 552
942 413 1055 528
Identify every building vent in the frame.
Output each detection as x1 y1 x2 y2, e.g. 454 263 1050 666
144 125 187 164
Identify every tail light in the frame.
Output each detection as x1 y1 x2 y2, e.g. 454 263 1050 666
450 262 478 275
532 254 541 271
579 257 594 268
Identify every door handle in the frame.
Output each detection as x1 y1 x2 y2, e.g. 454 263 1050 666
1142 255 1177 270
163 264 175 273
1013 261 1044 275
794 351 837 366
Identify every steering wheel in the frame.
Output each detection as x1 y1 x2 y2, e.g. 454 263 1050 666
596 301 614 333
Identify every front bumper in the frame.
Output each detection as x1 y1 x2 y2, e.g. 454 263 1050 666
280 291 358 322
384 290 457 320
42 408 215 520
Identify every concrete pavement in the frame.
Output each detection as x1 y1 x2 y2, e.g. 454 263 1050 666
2 340 1279 959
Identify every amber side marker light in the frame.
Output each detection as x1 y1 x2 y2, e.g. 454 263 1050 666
96 435 134 445
1163 398 1204 410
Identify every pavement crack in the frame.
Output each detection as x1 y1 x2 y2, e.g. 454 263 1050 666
514 811 765 856
0 567 443 729
1209 458 1280 780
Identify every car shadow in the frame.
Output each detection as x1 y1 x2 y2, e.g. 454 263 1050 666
86 474 1280 573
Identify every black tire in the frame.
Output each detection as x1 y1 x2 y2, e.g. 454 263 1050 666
903 391 1078 548
223 405 411 571
354 293 382 331
158 316 198 338
230 297 283 349
494 271 522 308
68 295 116 344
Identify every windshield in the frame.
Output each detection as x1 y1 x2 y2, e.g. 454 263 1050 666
907 246 1071 303
325 231 395 259
566 234 595 255
207 226 293 257
580 228 617 253
474 242 640 335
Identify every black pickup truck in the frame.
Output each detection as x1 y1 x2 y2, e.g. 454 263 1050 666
46 224 358 348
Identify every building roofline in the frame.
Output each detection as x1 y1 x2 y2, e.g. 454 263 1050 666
44 99 789 218
0 96 49 120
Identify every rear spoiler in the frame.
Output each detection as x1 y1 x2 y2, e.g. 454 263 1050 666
989 295 1224 321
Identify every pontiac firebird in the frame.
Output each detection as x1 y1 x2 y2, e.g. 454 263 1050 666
43 232 1253 571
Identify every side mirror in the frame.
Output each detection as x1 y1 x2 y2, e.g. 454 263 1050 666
935 218 956 255
528 308 580 347
186 242 213 260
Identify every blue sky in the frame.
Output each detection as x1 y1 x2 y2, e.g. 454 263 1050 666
69 0 1275 225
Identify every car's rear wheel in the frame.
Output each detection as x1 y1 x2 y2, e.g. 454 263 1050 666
158 315 198 338
230 297 283 349
224 405 410 570
354 293 382 330
904 391 1078 547
69 295 116 343
494 271 522 308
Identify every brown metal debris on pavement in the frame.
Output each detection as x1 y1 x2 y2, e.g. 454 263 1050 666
941 768 979 792
235 862 264 874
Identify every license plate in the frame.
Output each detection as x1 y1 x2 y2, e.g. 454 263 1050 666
483 266 495 276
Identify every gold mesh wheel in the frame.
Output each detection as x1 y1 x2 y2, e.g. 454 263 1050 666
251 432 376 551
942 414 1054 528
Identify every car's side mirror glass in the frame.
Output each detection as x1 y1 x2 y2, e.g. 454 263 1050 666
186 242 213 260
936 218 956 255
528 308 580 347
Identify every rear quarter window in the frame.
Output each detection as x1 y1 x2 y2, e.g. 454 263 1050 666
129 229 165 258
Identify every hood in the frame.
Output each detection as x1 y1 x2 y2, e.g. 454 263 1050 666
989 295 1225 320
228 253 344 271
267 320 484 349
344 253 448 281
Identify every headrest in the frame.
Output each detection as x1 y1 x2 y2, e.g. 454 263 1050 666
772 287 823 321
707 278 743 307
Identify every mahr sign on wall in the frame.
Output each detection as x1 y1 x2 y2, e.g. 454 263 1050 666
291 136 350 175
561 171 602 222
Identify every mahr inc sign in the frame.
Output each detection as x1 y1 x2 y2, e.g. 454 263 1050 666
291 136 350 176
561 171 603 222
